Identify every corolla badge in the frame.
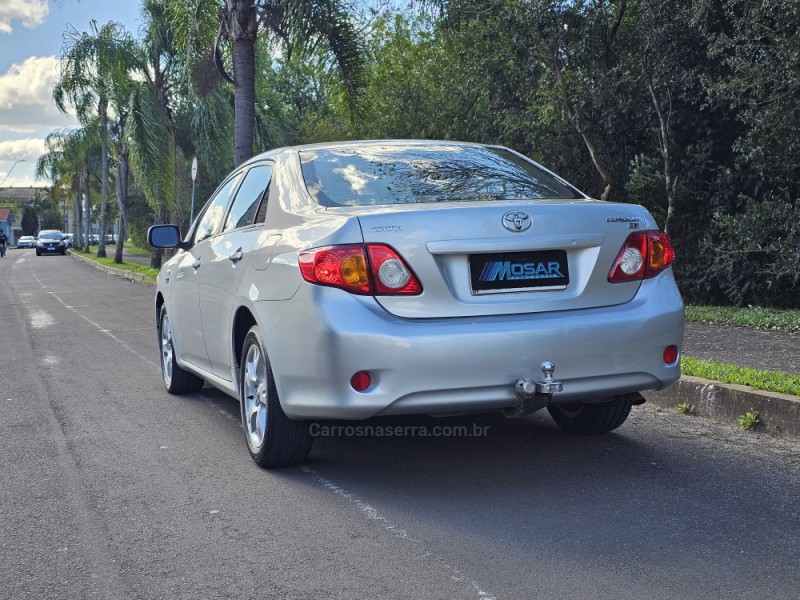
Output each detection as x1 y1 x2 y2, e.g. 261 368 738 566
502 211 532 232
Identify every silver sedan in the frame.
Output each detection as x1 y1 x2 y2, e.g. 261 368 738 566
149 140 684 467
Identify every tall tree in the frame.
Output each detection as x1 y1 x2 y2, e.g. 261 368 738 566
36 126 101 252
167 0 366 166
54 21 133 259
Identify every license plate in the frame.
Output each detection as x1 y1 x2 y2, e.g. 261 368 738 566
470 250 569 293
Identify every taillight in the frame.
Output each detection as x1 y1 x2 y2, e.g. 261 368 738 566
608 231 675 283
299 244 422 295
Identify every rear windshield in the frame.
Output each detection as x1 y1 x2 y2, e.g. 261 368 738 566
299 145 582 207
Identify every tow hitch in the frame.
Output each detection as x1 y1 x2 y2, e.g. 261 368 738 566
506 361 563 418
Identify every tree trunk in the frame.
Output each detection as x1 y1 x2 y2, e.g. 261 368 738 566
114 151 129 264
73 177 81 243
83 166 91 253
97 97 109 258
548 53 615 200
643 55 677 234
150 203 164 269
227 0 259 167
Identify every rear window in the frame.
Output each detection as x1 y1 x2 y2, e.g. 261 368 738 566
299 144 582 207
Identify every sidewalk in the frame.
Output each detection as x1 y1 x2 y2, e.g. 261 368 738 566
684 322 800 375
645 322 800 439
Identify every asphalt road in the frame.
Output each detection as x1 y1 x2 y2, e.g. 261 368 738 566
2 249 799 600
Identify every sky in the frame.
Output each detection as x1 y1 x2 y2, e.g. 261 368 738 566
0 0 143 188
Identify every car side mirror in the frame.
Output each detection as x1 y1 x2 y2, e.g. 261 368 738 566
148 224 183 249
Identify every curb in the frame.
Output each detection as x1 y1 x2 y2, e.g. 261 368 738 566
643 376 800 439
67 249 155 286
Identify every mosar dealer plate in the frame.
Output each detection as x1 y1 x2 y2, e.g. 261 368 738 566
470 250 569 294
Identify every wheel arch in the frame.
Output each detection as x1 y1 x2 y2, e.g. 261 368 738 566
155 292 165 329
232 306 258 375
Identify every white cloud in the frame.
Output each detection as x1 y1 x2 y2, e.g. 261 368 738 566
0 138 46 186
0 0 48 34
0 55 78 133
0 137 45 161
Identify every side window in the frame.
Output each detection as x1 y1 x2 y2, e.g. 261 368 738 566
193 173 242 244
222 164 273 233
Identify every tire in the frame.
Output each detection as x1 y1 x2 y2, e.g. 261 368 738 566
36 249 41 256
547 395 635 434
240 325 313 468
158 305 204 394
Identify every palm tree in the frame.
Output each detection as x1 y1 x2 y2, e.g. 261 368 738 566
166 0 366 166
35 126 102 252
54 21 133 259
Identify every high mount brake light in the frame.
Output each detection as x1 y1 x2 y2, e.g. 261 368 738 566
608 231 675 283
299 244 422 295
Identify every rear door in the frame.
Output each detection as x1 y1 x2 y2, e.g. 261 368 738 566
198 162 273 380
170 172 242 371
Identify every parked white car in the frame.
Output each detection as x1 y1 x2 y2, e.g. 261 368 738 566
149 140 684 467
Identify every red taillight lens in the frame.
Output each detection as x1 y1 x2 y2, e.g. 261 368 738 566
299 245 371 294
299 244 422 296
609 231 675 283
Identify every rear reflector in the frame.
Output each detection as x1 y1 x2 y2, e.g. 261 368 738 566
663 345 679 365
351 371 371 392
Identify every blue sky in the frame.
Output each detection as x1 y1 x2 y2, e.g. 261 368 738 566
0 0 143 187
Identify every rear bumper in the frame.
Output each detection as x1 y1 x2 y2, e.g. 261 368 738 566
254 272 684 420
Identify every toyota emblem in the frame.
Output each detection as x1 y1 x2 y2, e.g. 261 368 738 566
502 211 532 232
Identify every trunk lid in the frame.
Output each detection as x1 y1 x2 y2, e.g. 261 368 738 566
346 201 653 318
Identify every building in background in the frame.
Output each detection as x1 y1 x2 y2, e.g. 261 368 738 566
0 206 17 246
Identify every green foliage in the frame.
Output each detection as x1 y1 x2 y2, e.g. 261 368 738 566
682 357 800 397
675 402 696 416
35 1 800 308
685 305 800 334
738 411 760 431
20 206 37 235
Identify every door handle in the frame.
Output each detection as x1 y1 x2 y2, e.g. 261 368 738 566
191 259 201 270
228 248 244 263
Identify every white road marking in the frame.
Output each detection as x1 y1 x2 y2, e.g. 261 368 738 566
301 466 498 600
49 293 157 368
29 271 156 367
30 310 55 329
42 356 61 366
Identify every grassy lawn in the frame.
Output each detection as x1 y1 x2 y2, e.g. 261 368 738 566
685 305 800 333
71 248 160 280
681 356 800 396
123 243 152 257
683 305 799 395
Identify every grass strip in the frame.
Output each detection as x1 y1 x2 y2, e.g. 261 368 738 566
72 249 160 280
682 356 800 396
685 305 800 334
123 243 152 257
